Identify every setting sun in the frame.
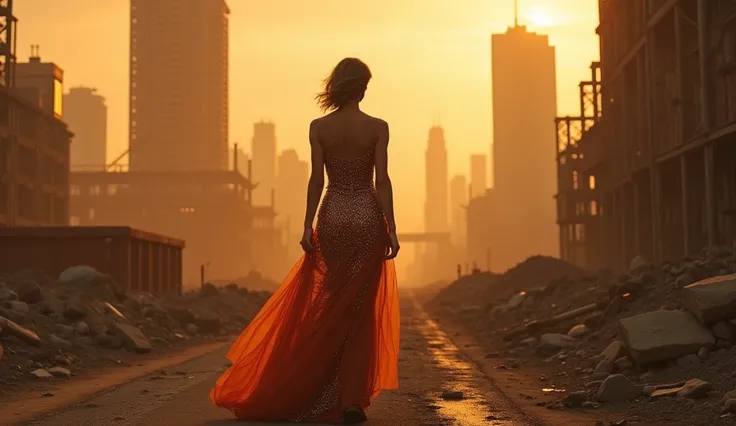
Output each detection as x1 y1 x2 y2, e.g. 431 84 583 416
525 4 560 28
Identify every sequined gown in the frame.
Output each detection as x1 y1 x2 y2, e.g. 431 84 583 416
210 146 400 423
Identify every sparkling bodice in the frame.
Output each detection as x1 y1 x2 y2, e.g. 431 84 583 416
324 149 375 192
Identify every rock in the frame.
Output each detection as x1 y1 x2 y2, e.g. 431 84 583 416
167 306 196 325
194 313 221 335
682 274 736 324
619 310 715 364
53 323 75 336
539 333 576 350
722 390 736 403
677 379 712 399
0 288 18 302
94 334 123 349
5 300 29 313
74 321 90 335
59 266 124 303
30 368 53 379
630 256 649 271
47 366 72 378
676 354 701 367
568 324 589 339
48 334 73 349
722 399 736 415
642 385 656 396
441 390 464 400
562 391 588 408
507 292 526 309
63 298 88 320
597 374 641 403
0 315 40 345
697 347 710 360
13 280 42 303
711 322 733 341
601 341 628 364
111 322 152 353
185 323 199 335
592 360 614 380
614 357 634 371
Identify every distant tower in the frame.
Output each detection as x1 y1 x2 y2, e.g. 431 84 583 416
251 121 277 206
129 0 230 171
469 154 487 199
490 7 558 270
424 126 448 233
64 87 108 170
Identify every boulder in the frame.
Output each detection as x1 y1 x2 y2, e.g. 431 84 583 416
597 374 641 402
681 274 736 324
539 333 576 350
13 280 42 303
111 322 152 353
619 310 715 364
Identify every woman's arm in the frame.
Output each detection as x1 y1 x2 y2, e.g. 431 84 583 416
374 119 396 232
303 120 325 230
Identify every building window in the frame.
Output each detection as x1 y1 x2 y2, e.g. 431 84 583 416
53 78 63 118
180 207 195 213
70 185 80 196
107 184 118 195
89 185 100 195
70 216 80 226
88 208 95 220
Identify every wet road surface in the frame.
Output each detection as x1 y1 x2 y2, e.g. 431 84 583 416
17 294 541 426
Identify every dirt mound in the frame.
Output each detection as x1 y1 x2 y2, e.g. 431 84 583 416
0 267 269 395
428 246 736 425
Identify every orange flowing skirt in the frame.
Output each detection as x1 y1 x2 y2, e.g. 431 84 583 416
209 234 400 423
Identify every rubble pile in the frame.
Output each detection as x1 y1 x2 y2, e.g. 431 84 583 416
429 247 736 424
0 266 269 393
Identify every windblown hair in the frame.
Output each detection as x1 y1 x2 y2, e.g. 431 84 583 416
316 58 372 112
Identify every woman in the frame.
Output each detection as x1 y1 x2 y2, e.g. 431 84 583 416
210 57 401 424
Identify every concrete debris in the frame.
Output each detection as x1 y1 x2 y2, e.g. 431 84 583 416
596 374 641 403
681 274 736 324
619 310 715 364
0 267 270 392
428 248 736 423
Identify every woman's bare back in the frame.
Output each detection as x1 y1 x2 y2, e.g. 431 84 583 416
313 110 383 159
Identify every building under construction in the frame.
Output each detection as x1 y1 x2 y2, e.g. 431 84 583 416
70 150 283 287
556 0 736 271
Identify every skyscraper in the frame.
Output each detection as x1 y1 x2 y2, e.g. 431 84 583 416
490 14 558 270
276 149 308 255
469 154 487 199
64 87 107 170
129 0 229 171
449 174 468 246
424 126 448 233
251 121 277 206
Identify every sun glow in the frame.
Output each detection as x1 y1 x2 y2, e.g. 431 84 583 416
524 4 560 28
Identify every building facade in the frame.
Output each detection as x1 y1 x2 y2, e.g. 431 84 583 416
276 149 308 253
424 126 448 232
129 0 229 171
0 86 71 227
64 87 107 170
251 121 277 206
491 22 558 271
469 154 487 198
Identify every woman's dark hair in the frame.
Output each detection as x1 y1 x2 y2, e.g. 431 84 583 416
316 58 372 112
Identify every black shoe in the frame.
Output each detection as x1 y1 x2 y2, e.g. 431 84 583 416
342 409 367 424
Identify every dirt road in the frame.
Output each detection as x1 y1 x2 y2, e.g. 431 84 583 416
5 295 572 426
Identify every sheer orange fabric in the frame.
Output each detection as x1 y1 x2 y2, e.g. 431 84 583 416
209 231 400 423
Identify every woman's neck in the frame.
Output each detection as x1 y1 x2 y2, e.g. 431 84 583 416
339 101 360 111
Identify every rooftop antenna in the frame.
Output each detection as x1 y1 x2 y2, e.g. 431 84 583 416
513 0 519 27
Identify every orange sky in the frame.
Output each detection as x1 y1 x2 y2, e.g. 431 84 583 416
15 0 599 238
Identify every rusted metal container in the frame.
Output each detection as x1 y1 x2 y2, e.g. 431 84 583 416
0 226 185 295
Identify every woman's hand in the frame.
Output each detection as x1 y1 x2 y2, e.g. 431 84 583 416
386 231 400 259
300 227 315 253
